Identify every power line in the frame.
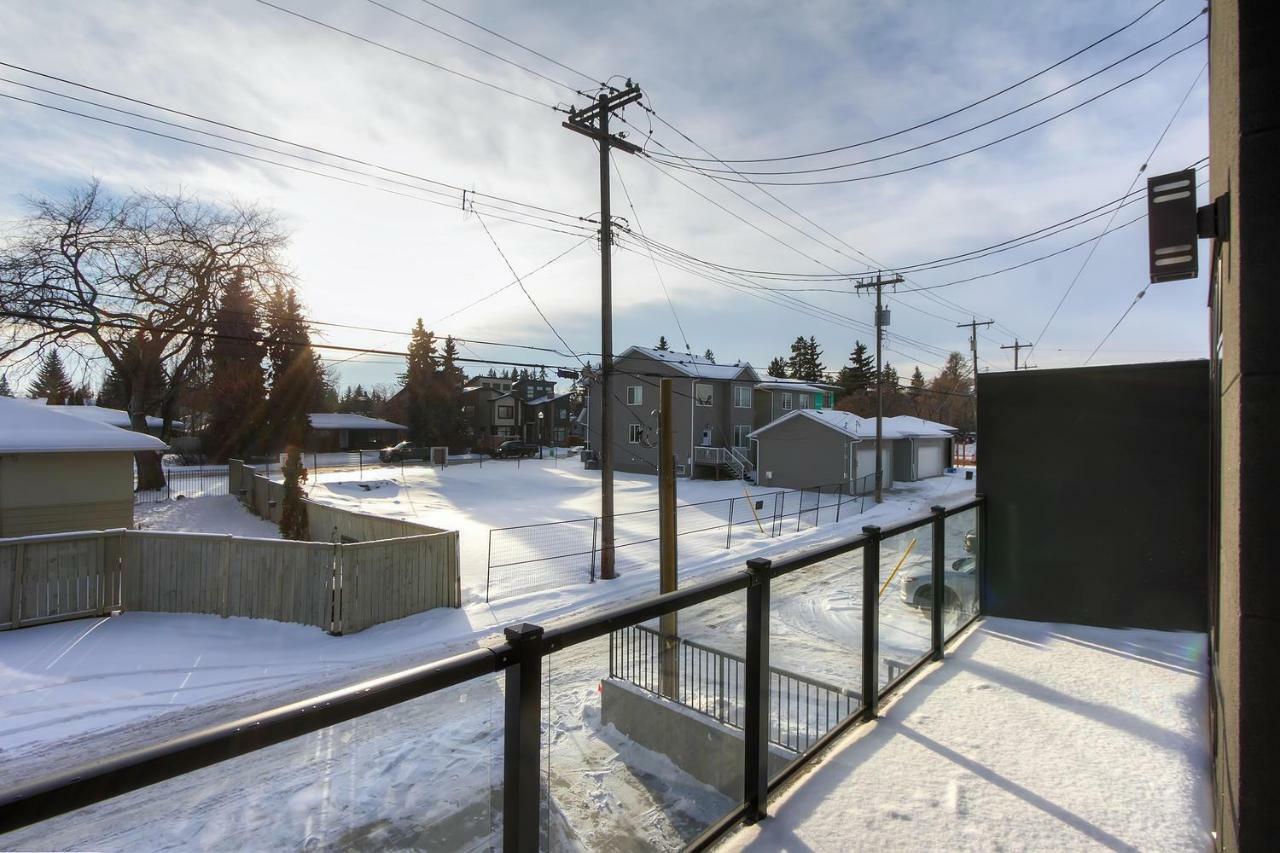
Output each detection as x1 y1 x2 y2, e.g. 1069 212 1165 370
1031 61 1207 359
651 11 1204 177
253 0 562 111
658 0 1172 163
653 37 1205 186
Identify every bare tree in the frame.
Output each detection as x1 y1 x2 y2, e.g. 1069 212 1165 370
0 181 291 488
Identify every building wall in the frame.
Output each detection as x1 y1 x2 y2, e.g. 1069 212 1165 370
0 452 135 537
852 441 894 493
755 417 853 492
1208 1 1280 847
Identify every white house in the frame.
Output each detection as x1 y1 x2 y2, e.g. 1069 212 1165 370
0 397 168 536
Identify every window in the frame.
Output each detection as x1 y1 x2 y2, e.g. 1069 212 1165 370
627 385 643 405
526 388 535 399
733 385 752 408
462 405 475 417
733 424 751 447
799 393 810 409
780 392 793 411
694 383 714 407
498 405 513 419
628 423 643 444
558 408 567 419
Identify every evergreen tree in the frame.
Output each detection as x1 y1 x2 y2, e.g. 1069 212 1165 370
278 445 309 540
837 341 875 396
767 356 788 378
0 374 11 396
29 350 73 404
655 336 670 351
400 319 439 445
787 336 824 383
438 335 468 448
207 274 266 461
806 336 825 380
703 349 716 364
907 366 927 416
264 286 323 449
97 364 130 409
69 383 93 405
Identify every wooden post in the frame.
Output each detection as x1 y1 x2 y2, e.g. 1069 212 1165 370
659 378 679 699
220 535 232 619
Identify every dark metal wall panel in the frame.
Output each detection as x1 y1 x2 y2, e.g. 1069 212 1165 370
977 360 1210 631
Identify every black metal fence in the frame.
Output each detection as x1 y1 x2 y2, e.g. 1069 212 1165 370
134 466 231 504
485 475 876 602
0 497 984 853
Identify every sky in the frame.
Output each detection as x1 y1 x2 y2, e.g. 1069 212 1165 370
0 0 1211 394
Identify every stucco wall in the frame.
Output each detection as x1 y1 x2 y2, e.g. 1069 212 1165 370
0 452 135 537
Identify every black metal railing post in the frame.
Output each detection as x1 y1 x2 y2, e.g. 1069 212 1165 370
862 525 881 718
503 623 544 853
743 556 772 823
930 505 946 662
726 497 735 549
976 493 987 615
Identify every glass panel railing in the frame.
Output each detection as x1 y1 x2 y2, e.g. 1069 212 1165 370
544 592 746 849
768 551 863 780
0 675 504 851
943 507 980 639
878 521 935 690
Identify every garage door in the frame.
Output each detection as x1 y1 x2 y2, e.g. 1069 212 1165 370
917 439 946 479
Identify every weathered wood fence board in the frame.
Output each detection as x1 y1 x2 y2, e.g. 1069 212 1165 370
336 532 459 634
0 531 122 630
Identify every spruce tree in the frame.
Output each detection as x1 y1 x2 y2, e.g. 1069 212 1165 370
97 364 130 409
655 336 670 351
838 341 874 396
0 374 11 396
806 336 825 381
30 350 73 404
208 275 266 461
703 349 716 364
279 445 309 540
264 286 322 450
767 356 788 378
400 319 438 445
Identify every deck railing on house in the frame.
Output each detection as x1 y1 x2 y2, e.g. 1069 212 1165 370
0 497 983 852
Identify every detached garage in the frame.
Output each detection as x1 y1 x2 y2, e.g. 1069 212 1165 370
750 410 894 495
0 397 168 537
885 416 957 482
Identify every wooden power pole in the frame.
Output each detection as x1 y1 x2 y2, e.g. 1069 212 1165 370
853 272 903 503
658 378 678 697
957 318 994 457
563 84 643 580
1000 339 1029 370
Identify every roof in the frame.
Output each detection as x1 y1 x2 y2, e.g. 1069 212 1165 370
0 396 170 454
882 415 957 437
619 346 759 381
756 376 839 395
307 413 407 431
42 402 177 431
527 392 572 406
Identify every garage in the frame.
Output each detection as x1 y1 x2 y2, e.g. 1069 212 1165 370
886 417 957 482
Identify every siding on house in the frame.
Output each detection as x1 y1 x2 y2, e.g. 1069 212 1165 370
754 415 855 492
0 452 135 537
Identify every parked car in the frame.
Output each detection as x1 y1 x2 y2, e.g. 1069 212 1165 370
379 441 429 463
492 440 539 459
899 530 978 613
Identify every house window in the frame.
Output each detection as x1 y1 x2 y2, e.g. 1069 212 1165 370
628 423 643 444
462 405 475 416
694 383 713 407
558 408 567 419
627 385 643 405
733 424 751 447
733 385 752 408
799 393 810 409
780 392 793 411
498 405 513 419
526 388 535 399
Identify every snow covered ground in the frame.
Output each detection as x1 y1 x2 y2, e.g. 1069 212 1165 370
0 468 975 849
134 494 282 538
725 618 1213 852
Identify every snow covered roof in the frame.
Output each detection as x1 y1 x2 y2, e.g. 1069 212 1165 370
527 392 572 406
307 413 407 431
41 402 177 431
882 415 957 437
0 396 169 454
749 409 914 441
620 346 759 381
756 375 840 394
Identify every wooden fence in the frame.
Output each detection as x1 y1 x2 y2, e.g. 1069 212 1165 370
0 527 460 634
228 459 444 542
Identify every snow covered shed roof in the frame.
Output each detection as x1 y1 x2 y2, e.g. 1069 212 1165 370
756 375 840 394
307 413 407 431
0 396 169 455
45 403 176 431
749 409 915 441
619 346 759 381
882 415 957 437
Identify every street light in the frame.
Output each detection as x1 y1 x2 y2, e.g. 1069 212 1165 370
537 411 545 459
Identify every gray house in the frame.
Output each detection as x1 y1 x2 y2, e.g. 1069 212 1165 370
750 409 895 494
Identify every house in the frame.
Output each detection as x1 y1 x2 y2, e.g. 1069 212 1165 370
461 374 561 446
749 409 897 494
584 347 840 478
0 395 168 536
306 413 407 451
523 391 574 446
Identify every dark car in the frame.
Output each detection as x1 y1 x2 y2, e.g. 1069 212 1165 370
379 441 429 463
492 440 539 459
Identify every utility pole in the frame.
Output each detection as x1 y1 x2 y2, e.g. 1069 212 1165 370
563 83 643 581
658 378 678 698
1000 339 1029 370
957 318 994 460
853 272 904 503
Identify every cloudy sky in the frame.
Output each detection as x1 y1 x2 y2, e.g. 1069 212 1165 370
0 0 1210 393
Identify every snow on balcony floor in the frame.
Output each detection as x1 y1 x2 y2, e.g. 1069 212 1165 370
725 617 1212 852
